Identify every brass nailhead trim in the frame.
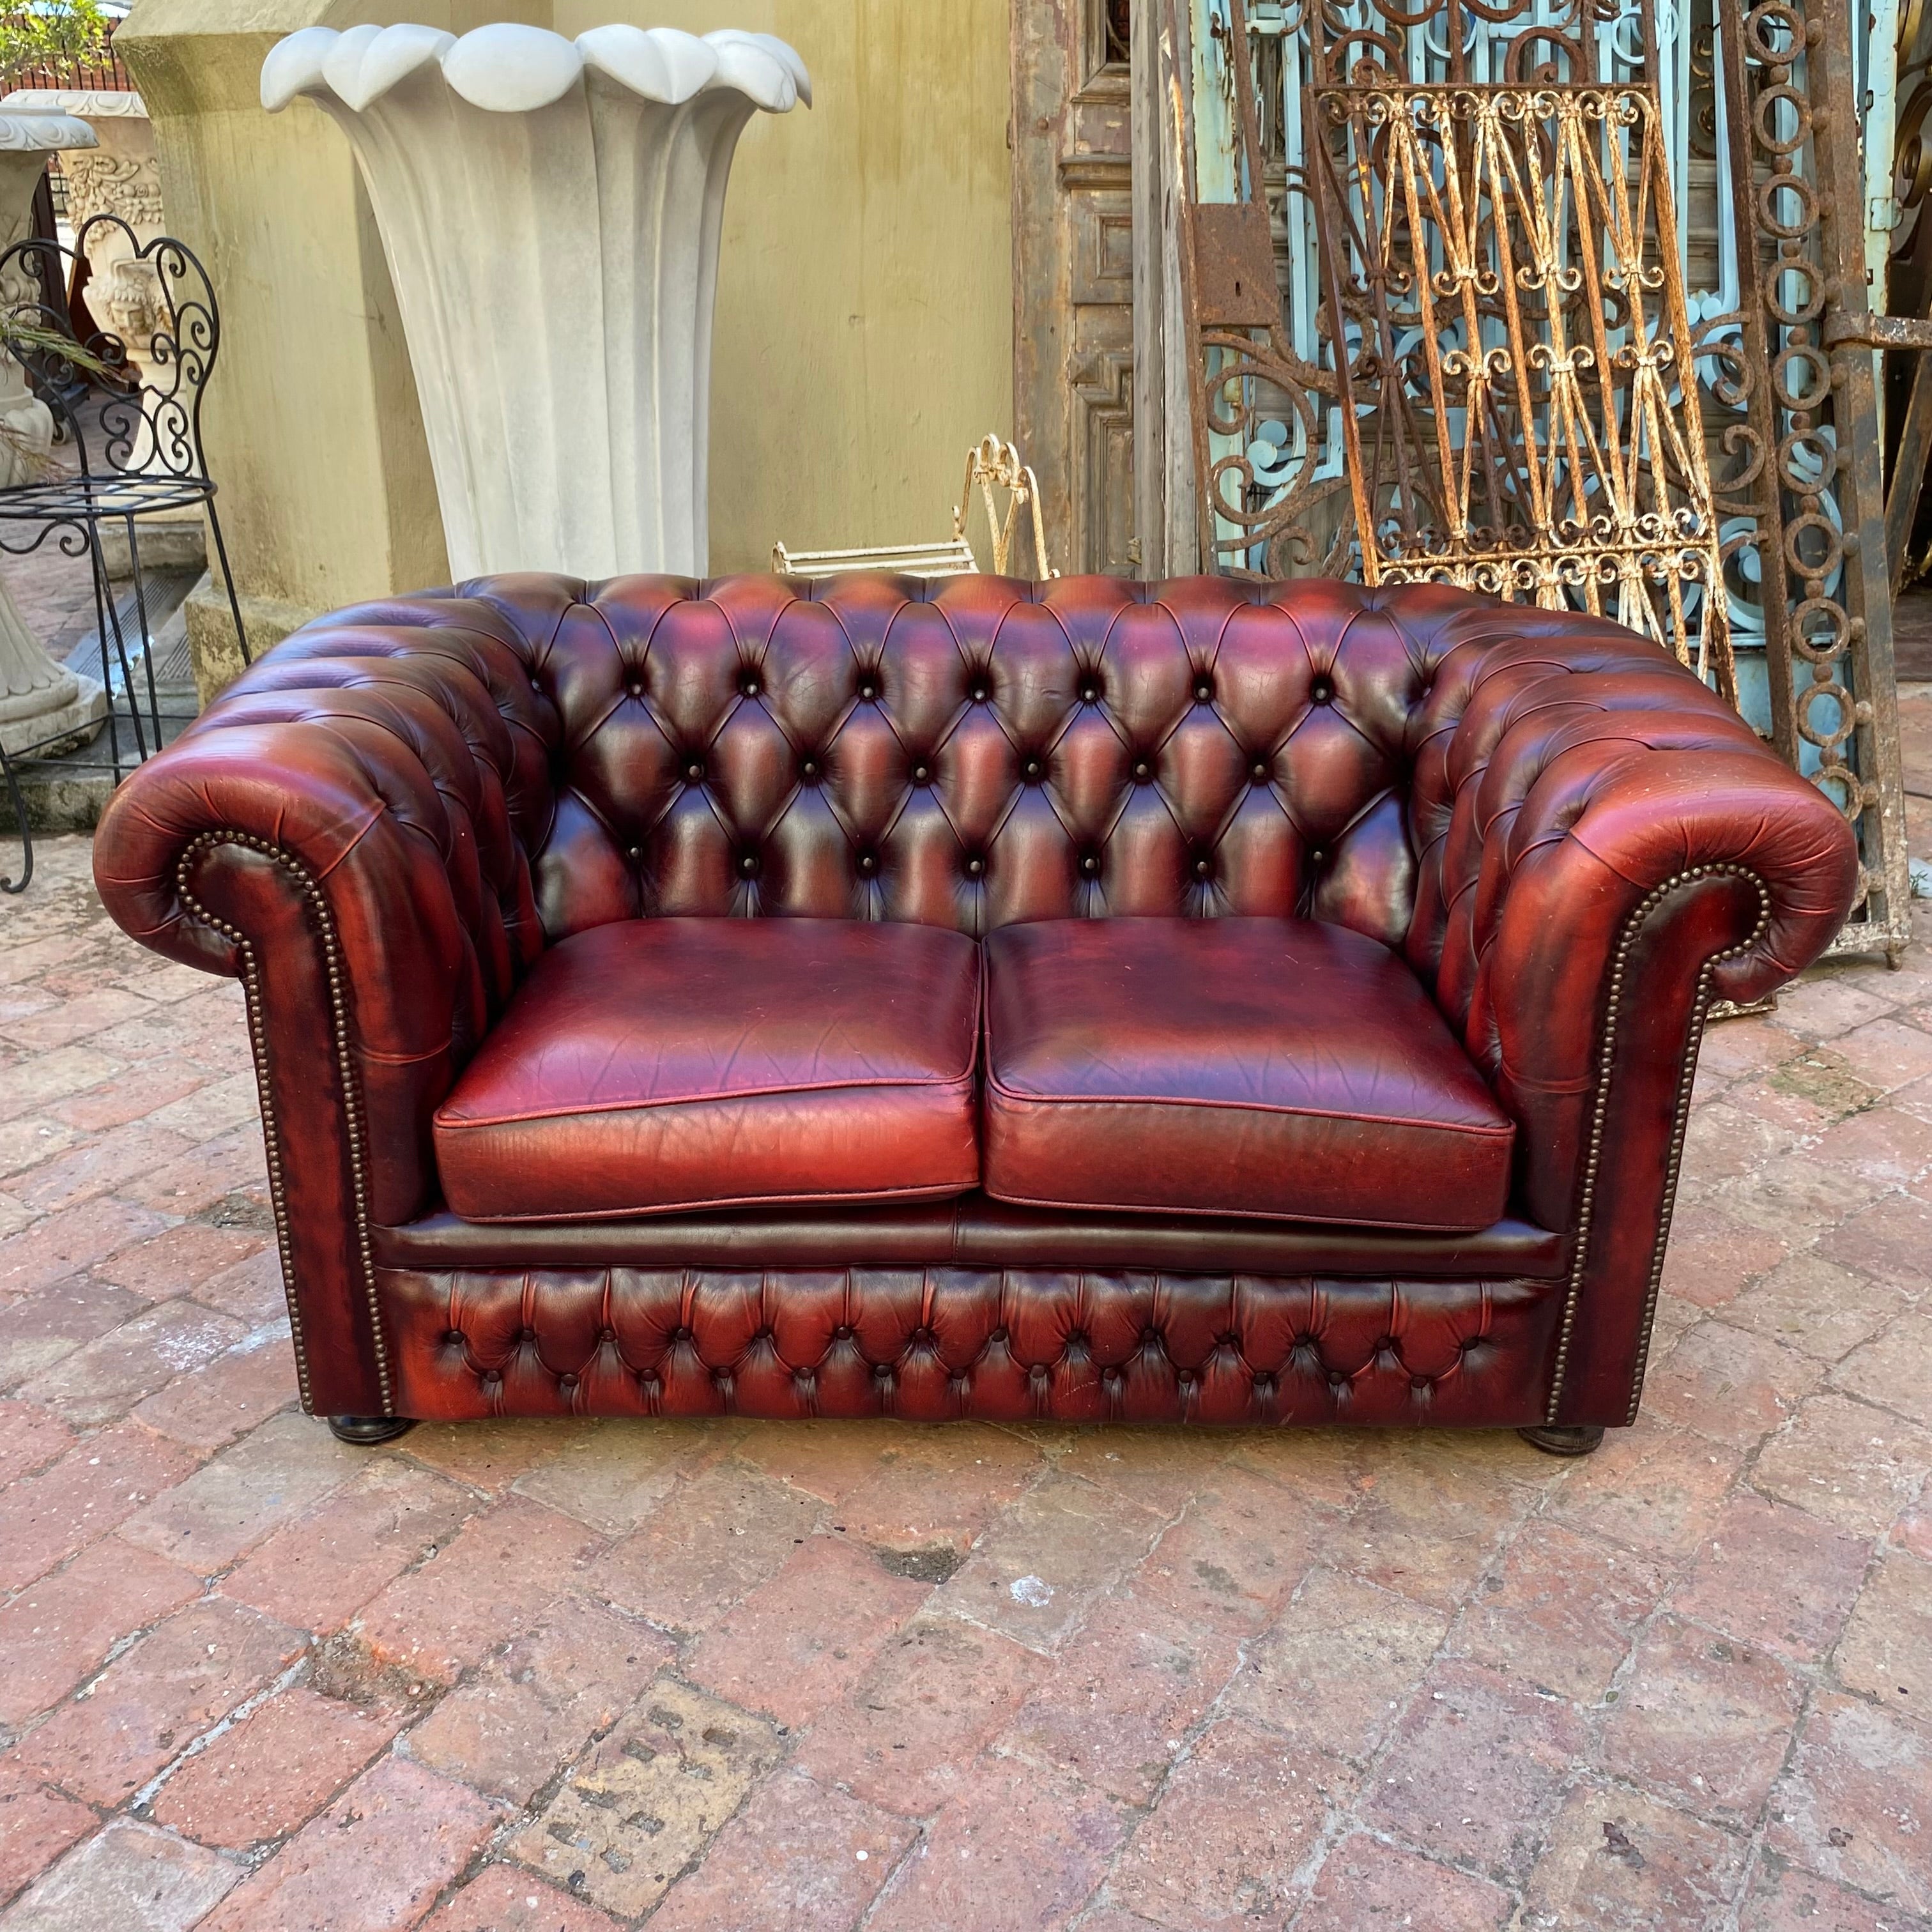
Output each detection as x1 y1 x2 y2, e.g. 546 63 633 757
1545 863 1772 1427
174 830 394 1412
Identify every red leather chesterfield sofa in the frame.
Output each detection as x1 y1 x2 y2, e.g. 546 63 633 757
93 574 1859 1453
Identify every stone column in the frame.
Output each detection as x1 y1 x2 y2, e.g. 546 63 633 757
261 22 809 579
0 109 105 758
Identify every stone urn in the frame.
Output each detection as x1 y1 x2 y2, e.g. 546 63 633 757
0 107 105 758
261 23 810 580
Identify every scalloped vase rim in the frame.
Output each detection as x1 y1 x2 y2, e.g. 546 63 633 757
0 108 98 151
0 87 146 118
261 21 811 117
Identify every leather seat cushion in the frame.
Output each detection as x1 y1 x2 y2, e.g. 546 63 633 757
433 918 982 1221
981 917 1516 1232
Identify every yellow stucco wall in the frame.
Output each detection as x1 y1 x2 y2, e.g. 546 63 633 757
117 0 1013 645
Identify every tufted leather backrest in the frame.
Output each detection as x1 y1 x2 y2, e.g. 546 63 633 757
297 571 1522 956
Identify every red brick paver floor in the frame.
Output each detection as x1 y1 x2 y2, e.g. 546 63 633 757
1 689 1930 1930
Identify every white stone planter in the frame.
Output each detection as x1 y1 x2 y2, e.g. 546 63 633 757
0 109 105 757
261 23 809 580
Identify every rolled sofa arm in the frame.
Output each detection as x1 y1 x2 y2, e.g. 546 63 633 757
93 587 560 1413
1405 608 1862 1425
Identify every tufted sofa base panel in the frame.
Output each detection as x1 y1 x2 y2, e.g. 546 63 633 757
380 1265 1562 1427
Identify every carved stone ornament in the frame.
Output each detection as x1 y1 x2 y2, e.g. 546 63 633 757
261 22 810 579
0 107 105 757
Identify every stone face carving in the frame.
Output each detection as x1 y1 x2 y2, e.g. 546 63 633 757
0 108 105 756
261 23 810 580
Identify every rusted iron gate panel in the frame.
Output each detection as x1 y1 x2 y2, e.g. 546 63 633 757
1145 0 1915 962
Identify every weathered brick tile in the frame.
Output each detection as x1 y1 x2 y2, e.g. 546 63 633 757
1520 1778 1747 1931
132 1333 297 1452
1698 1013 1805 1085
1048 1427 1237 1521
590 1462 823 1634
1768 973 1903 1041
1682 1102 1804 1188
1223 1566 1446 1765
825 1423 1045 1549
1338 1434 1539 1609
0 1818 240 1931
142 1073 261 1143
1738 1857 1932 1931
1897 1504 1932 1565
1767 1692 1932 1911
406 1596 672 1805
0 1045 119 1126
119 1410 361 1573
730 1418 924 1503
148 1685 402 1851
352 1496 601 1684
0 1275 149 1389
0 1419 199 1594
402 1418 595 1497
0 986 162 1054
686 1533 931 1729
867 1756 1125 1932
1658 1203 1796 1311
1294 1834 1514 1931
1110 1717 1357 1930
1752 1394 1932 1537
652 1768 916 1932
0 1536 203 1728
0 1779 95 1912
89 1222 269 1305
1644 1319 1823 1447
20 1299 247 1427
996 1583 1240 1805
222 1459 479 1636
793 1611 1046 1817
1818 1191 1932 1296
510 1419 716 1533
199 1756 498 1932
123 1128 268 1219
928 1470 1153 1652
1832 1314 1932 1430
1727 1252 1910 1363
1669 1493 1871 1664
9 1123 200 1217
1832 1550 1932 1726
0 1116 78 1181
47 1061 210 1135
0 1197 170 1300
0 1394 72 1483
1548 1415 1742 1558
188 1248 291 1328
1807 1105 1932 1188
418 1864 626 1932
1600 1613 1805 1822
504 1675 781 1922
1361 1659 1588 1882
1453 1519 1666 1703
12 1597 305 1807
1131 1468 1332 1639
1828 1018 1932 1095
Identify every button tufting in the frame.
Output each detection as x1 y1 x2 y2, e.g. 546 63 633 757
990 1327 1009 1344
799 758 819 780
857 852 878 875
1193 856 1213 879
444 1328 464 1346
1310 848 1327 866
739 673 761 696
1254 1374 1276 1397
627 680 643 697
627 845 643 862
911 762 930 784
1080 853 1100 877
1310 677 1333 703
874 1362 893 1380
1022 758 1043 781
969 677 990 702
1411 1374 1430 1390
684 759 704 782
1132 760 1152 782
1193 676 1213 702
965 855 985 877
600 1326 617 1343
833 1324 854 1340
858 678 878 701
1252 760 1270 781
1328 1370 1347 1390
739 853 760 877
558 1372 578 1392
482 1369 501 1388
1080 680 1100 702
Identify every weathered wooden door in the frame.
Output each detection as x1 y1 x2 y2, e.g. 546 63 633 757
1010 0 1137 576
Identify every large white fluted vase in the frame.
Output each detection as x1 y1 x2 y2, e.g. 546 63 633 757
0 109 107 757
262 23 809 580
